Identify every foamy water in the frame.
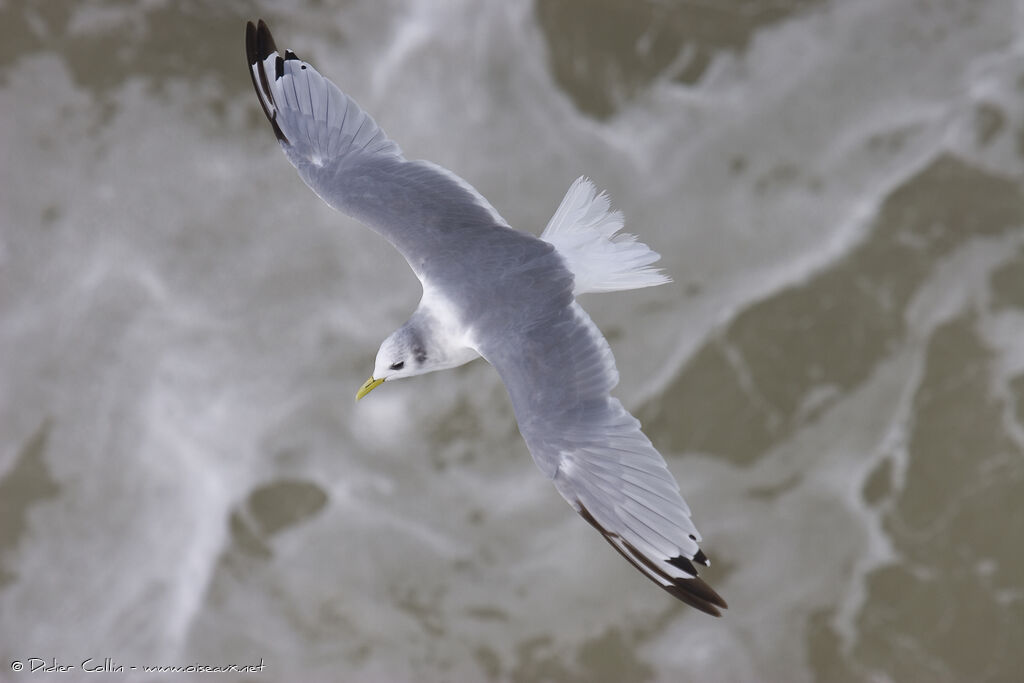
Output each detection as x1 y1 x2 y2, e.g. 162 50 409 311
1 1 1022 681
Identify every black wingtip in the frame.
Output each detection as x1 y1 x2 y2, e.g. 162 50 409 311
244 18 289 144
245 19 277 66
255 19 278 60
578 502 728 617
668 554 698 576
664 575 728 617
636 543 728 616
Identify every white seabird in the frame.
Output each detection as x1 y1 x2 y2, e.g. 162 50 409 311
246 19 726 615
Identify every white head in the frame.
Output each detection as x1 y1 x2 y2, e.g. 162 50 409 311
355 314 481 400
356 325 431 399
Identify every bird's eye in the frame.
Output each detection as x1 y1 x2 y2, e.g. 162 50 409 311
389 361 405 370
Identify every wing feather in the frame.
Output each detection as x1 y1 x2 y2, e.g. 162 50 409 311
479 300 727 616
244 20 507 277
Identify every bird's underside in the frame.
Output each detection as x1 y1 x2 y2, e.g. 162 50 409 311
245 19 726 616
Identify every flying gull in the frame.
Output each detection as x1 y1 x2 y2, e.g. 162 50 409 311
245 19 726 616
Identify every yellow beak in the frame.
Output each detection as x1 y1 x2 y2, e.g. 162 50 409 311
356 376 385 401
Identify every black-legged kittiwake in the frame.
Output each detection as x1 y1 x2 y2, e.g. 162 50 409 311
245 19 726 615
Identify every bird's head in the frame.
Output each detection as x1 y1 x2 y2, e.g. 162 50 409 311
356 325 430 400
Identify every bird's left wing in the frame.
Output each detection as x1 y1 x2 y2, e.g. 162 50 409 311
478 298 727 616
245 20 509 275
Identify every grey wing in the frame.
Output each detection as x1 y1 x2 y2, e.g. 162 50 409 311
245 20 508 274
479 299 727 616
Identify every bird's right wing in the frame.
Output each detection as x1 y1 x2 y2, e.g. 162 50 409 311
479 298 727 616
245 20 509 277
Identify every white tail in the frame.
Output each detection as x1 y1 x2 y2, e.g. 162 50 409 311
541 177 671 295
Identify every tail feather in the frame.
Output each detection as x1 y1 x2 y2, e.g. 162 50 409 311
541 177 671 295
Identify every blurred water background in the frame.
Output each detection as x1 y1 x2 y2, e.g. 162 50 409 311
1 0 1023 681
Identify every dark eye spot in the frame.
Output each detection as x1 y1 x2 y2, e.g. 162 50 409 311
389 361 404 370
